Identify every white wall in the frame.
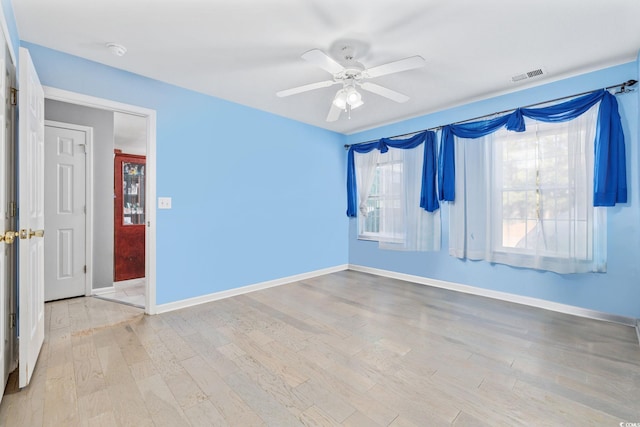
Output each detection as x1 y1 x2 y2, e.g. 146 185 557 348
114 111 146 156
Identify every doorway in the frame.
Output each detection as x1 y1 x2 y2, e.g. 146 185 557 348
106 112 148 307
42 87 157 314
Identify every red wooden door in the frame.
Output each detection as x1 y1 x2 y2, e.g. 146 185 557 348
114 151 146 281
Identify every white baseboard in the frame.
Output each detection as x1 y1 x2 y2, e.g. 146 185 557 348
91 285 115 295
155 264 349 314
113 278 145 287
348 264 638 327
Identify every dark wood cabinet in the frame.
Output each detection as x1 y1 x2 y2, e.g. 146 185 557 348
114 150 146 281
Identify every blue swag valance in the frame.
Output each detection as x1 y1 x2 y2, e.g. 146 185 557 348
438 90 627 206
346 130 439 217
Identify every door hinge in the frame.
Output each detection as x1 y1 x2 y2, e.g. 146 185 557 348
10 87 17 106
83 265 87 274
9 313 15 329
9 201 16 217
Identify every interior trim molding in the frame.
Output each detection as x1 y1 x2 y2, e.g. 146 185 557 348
91 286 116 295
348 264 638 327
155 264 349 314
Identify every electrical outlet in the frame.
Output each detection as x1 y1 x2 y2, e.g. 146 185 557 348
158 197 172 209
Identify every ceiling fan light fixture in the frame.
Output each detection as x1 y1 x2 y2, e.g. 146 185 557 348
350 98 364 109
345 86 361 105
333 89 348 109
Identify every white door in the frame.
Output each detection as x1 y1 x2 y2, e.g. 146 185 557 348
0 27 10 403
18 47 45 388
44 124 87 301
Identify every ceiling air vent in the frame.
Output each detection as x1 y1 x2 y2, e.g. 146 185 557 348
511 67 546 83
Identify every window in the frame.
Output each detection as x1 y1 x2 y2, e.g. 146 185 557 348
356 145 440 251
358 150 404 242
449 105 605 273
496 121 591 257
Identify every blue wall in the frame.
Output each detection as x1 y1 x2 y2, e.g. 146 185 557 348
21 42 348 305
347 60 640 319
1 0 18 60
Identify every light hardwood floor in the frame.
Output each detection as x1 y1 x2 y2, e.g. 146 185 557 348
1 270 639 426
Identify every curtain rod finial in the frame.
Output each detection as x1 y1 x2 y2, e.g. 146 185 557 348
614 79 638 95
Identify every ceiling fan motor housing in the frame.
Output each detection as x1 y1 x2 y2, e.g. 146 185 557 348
336 64 364 83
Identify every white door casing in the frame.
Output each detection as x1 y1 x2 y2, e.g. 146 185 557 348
18 47 45 388
44 123 88 301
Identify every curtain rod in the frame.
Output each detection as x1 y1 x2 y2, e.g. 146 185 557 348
343 79 638 150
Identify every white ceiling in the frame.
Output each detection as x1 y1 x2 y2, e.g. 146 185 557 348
13 0 640 135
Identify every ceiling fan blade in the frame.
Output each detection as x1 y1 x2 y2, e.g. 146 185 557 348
360 82 410 103
364 55 425 78
301 49 345 75
326 104 342 122
276 80 337 97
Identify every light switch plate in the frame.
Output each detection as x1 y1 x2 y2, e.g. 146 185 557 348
158 197 172 209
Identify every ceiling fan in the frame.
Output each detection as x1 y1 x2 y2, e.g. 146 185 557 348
276 43 426 122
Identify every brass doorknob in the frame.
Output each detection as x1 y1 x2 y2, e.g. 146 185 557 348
29 229 45 238
0 229 33 244
1 230 19 244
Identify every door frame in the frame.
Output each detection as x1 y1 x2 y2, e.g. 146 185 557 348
43 87 157 315
44 120 94 298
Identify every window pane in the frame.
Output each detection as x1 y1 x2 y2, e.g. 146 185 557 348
503 219 527 248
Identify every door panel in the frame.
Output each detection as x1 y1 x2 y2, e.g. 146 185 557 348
18 47 45 388
0 26 8 403
44 125 86 301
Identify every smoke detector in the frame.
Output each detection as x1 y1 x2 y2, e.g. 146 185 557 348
106 43 127 57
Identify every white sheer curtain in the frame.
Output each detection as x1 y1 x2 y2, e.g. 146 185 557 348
356 145 440 251
378 145 441 251
354 149 379 216
449 105 605 273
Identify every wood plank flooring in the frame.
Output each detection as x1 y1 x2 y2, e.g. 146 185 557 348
1 270 639 426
